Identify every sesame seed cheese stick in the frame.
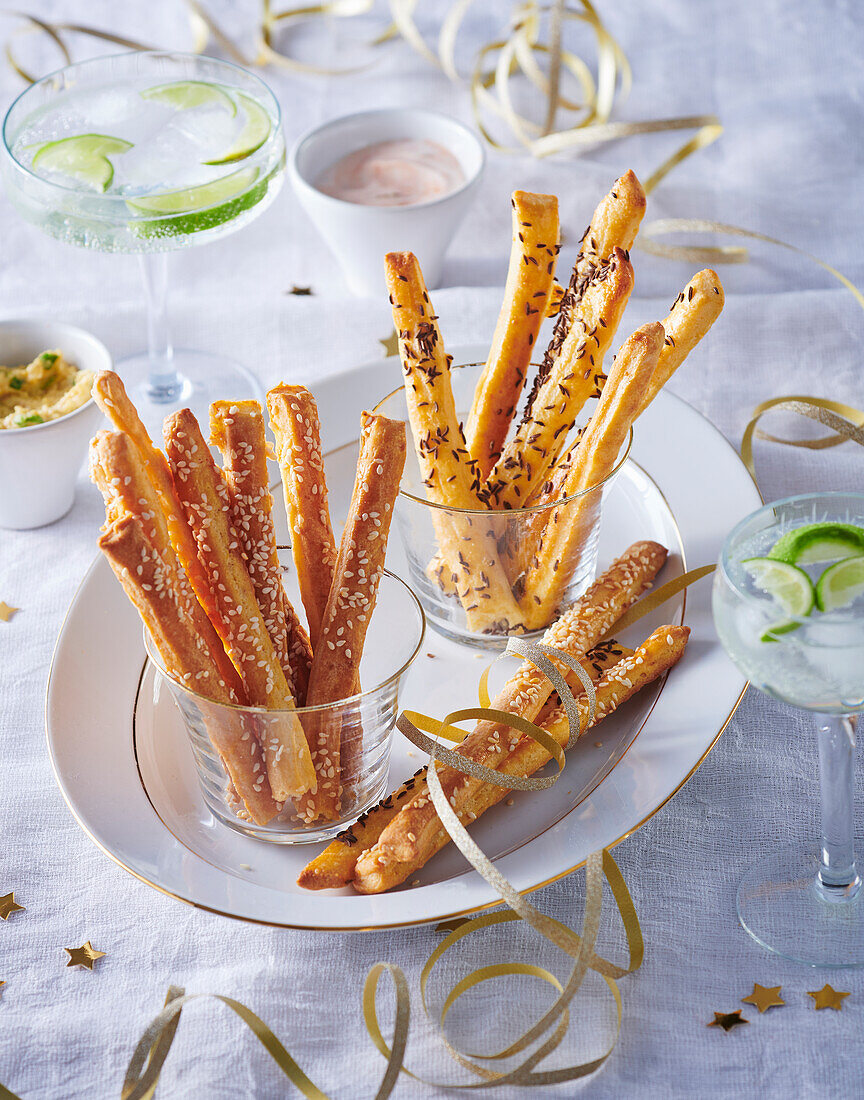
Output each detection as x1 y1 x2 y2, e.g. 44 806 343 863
92 370 244 701
296 412 406 823
353 625 688 894
363 541 666 866
210 400 313 705
164 408 315 802
89 429 244 700
464 191 560 476
521 323 664 630
640 269 725 414
481 247 634 509
386 251 526 635
296 636 630 891
267 385 339 652
99 513 280 826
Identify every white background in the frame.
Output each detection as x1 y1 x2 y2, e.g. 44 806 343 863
1 1 864 1096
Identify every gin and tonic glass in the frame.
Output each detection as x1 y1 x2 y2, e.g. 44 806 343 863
1 51 285 434
713 491 864 966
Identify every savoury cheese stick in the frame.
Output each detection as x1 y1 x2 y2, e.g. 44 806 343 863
296 636 631 890
361 541 666 866
641 269 725 413
92 370 244 700
89 429 244 699
297 413 405 823
210 400 313 704
522 324 664 629
464 191 560 475
267 385 338 651
164 408 315 802
386 250 525 635
296 767 428 890
481 247 634 508
353 625 689 893
99 513 280 825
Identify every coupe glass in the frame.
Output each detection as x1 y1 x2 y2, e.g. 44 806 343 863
713 491 864 966
1 51 286 435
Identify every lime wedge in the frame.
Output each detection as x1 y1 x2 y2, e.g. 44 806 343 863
141 80 237 116
31 133 133 192
816 556 864 612
768 522 864 565
204 93 271 165
743 557 815 615
126 167 257 215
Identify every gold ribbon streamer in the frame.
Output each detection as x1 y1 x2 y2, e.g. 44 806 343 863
740 395 864 481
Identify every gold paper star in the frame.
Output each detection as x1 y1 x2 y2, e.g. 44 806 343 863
807 984 850 1011
742 983 785 1013
64 942 106 970
0 602 18 622
707 1010 749 1032
0 893 24 920
287 285 313 296
379 329 400 357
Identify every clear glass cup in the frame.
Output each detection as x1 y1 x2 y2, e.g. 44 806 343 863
713 491 864 966
374 361 632 649
145 569 425 844
1 51 286 437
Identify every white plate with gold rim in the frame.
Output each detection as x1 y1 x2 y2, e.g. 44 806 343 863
46 344 757 931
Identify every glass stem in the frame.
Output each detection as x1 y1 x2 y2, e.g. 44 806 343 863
815 714 861 901
140 252 181 403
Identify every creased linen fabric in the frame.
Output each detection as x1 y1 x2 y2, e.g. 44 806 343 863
1 2 864 1097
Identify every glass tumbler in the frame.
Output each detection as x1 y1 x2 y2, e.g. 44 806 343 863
374 361 632 649
145 569 425 844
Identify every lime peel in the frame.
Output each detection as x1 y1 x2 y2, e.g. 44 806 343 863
769 522 864 565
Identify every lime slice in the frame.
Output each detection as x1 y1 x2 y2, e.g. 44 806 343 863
204 93 271 165
816 556 864 612
141 80 237 116
126 167 257 215
126 165 269 239
31 133 133 192
743 557 815 615
768 522 864 565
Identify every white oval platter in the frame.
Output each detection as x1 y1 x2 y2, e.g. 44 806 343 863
46 343 758 930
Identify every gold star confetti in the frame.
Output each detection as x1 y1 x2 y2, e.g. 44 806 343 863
742 983 785 1013
807 984 850 1011
0 602 18 622
287 285 313 296
379 329 399 358
707 1010 749 1032
64 942 107 970
0 894 24 920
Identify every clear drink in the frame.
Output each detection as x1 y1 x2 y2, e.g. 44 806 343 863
1 52 286 431
712 491 864 967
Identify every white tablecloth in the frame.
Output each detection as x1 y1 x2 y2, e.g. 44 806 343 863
2 2 864 1097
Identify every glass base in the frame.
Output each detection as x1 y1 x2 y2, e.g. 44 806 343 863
738 843 864 967
115 348 264 440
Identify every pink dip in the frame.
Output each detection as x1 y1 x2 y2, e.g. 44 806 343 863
316 139 465 206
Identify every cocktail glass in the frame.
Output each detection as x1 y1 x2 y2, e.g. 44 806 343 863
713 491 864 966
1 51 285 434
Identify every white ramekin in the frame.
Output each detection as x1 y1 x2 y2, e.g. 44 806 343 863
0 320 110 529
289 108 485 297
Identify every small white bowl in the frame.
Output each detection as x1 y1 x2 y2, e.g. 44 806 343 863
289 108 485 297
0 320 110 529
